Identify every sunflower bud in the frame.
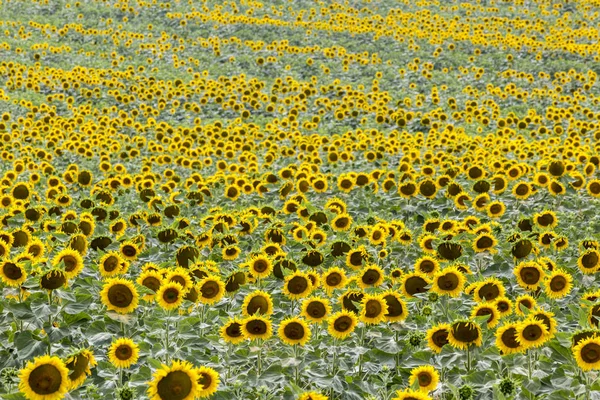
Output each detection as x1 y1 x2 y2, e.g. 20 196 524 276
499 377 515 396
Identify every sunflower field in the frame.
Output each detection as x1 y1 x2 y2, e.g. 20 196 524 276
1 0 600 399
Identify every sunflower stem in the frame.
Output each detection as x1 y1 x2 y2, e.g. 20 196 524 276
527 349 532 380
331 339 338 375
293 344 299 385
164 314 170 364
257 338 263 377
466 345 471 373
358 324 365 376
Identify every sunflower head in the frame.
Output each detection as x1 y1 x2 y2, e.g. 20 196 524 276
408 365 439 393
100 278 139 314
327 310 358 340
108 337 140 369
278 317 311 346
220 319 246 344
147 360 200 400
241 316 273 341
19 355 69 400
195 366 220 397
448 320 483 350
65 349 96 389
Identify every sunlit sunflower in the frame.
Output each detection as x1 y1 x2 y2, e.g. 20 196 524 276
246 254 273 279
360 294 388 325
514 261 545 290
401 272 431 298
448 320 483 350
573 337 600 371
516 319 549 349
100 278 139 314
220 319 246 345
382 290 408 322
108 338 139 368
300 297 331 323
414 256 439 277
137 270 163 301
194 366 220 398
147 360 200 400
198 275 225 305
532 309 557 339
578 249 600 274
426 323 450 353
493 296 513 318
515 294 536 316
52 249 84 279
278 317 311 346
282 272 313 300
327 310 358 340
98 251 124 278
473 278 505 302
156 282 185 311
241 315 273 341
19 355 70 400
431 267 465 297
495 322 525 355
242 290 274 316
345 246 368 270
471 303 500 328
0 259 27 287
472 233 497 254
331 213 353 232
392 388 432 400
65 349 96 390
298 392 328 400
358 264 385 288
408 365 439 393
321 266 347 293
119 241 140 261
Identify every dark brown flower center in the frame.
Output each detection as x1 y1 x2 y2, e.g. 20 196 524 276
581 343 600 363
283 322 305 340
107 284 133 307
157 371 192 400
28 364 62 395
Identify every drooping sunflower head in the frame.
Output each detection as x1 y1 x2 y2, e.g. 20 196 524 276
19 355 69 400
147 360 200 400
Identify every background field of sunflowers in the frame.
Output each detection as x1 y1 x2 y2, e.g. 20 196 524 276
1 0 600 399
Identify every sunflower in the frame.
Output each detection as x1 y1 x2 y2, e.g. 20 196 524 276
242 290 274 316
52 249 84 280
514 261 545 290
414 256 439 277
494 296 513 318
278 317 311 346
247 254 273 278
194 366 220 398
512 181 532 200
574 337 600 371
327 310 358 340
137 270 163 301
65 349 96 390
198 275 225 305
471 303 500 328
345 246 368 270
578 249 600 274
532 309 557 339
220 319 246 344
147 360 200 400
156 282 185 311
408 365 439 393
418 234 437 254
19 355 69 400
472 233 497 253
448 320 483 350
392 388 433 400
516 319 549 349
0 259 27 287
431 267 465 297
298 392 328 400
486 201 506 218
515 294 536 316
495 322 525 355
358 264 385 288
301 297 331 323
473 278 505 302
166 268 194 294
321 267 347 293
426 323 451 353
401 272 431 298
100 278 139 314
544 269 572 299
108 338 139 368
40 269 68 291
241 316 273 341
331 213 353 232
222 245 241 261
282 272 313 300
382 290 408 322
533 210 557 229
98 251 124 278
119 241 140 261
360 294 388 325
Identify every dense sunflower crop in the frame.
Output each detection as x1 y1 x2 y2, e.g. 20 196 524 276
1 0 600 399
